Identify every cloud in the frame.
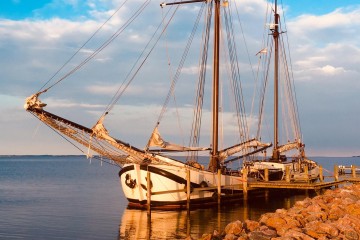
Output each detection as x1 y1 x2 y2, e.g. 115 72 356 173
318 65 345 75
1 0 360 156
44 97 106 109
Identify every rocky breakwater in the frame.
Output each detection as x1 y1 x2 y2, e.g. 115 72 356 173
201 184 360 240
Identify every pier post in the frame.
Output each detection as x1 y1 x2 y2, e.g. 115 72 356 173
187 169 191 210
264 168 269 182
352 165 356 178
319 165 323 182
334 165 339 182
304 165 309 182
285 165 290 182
242 168 248 200
217 169 221 205
147 170 151 216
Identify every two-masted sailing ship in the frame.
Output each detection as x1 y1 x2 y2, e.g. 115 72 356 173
25 0 319 209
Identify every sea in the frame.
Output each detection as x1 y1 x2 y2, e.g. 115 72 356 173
0 155 358 240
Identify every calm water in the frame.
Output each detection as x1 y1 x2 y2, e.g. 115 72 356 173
0 155 358 239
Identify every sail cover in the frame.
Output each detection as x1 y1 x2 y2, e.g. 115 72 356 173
277 141 302 153
148 127 209 151
91 115 117 143
218 139 271 160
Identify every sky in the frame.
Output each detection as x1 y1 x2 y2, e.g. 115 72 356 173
0 0 360 157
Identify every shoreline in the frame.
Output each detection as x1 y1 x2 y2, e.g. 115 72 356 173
201 183 360 240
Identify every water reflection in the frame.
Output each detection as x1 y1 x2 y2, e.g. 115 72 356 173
118 190 316 239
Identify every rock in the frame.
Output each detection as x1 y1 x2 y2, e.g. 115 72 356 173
343 227 359 240
328 204 346 220
345 202 360 217
200 233 212 240
224 220 243 236
243 219 259 232
184 236 194 240
248 231 273 240
259 213 287 232
303 211 328 223
237 236 248 240
281 228 315 240
223 233 236 240
306 221 339 237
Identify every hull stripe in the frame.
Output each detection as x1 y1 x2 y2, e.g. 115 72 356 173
119 164 201 188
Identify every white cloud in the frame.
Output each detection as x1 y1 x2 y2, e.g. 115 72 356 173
318 65 345 75
1 0 360 156
86 84 120 95
44 97 106 109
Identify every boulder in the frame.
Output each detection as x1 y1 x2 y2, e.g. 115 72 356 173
224 220 243 235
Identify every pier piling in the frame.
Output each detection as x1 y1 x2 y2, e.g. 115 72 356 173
217 169 221 205
285 165 290 182
147 170 151 216
187 169 191 210
243 168 248 200
264 168 269 182
304 165 309 182
319 165 323 182
334 165 339 182
352 165 357 178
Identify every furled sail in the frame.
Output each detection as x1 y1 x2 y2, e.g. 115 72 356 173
148 127 209 151
218 139 271 160
91 115 117 144
24 93 47 110
277 140 303 153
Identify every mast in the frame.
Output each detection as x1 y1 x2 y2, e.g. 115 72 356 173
209 0 220 172
272 0 280 160
161 0 220 171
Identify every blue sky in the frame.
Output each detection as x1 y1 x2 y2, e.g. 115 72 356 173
1 0 360 156
0 0 90 19
1 0 360 19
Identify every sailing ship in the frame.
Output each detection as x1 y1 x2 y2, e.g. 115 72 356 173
25 0 318 209
244 0 320 181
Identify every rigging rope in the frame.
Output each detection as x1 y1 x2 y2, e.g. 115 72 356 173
156 3 206 125
230 0 258 126
281 9 302 139
223 5 249 144
38 0 130 93
255 1 273 142
188 2 212 162
39 0 151 94
29 111 122 168
104 4 181 117
161 6 185 147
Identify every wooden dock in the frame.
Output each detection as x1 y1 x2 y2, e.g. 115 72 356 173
247 179 346 191
145 164 360 213
244 164 360 192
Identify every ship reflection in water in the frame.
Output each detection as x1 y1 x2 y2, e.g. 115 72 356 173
118 190 316 239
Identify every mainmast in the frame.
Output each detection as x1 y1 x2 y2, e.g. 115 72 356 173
209 0 221 172
161 0 221 171
272 0 280 160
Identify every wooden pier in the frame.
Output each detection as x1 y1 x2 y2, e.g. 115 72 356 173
145 164 360 212
244 164 360 192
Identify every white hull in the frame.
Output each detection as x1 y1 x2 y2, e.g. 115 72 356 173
119 159 246 209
